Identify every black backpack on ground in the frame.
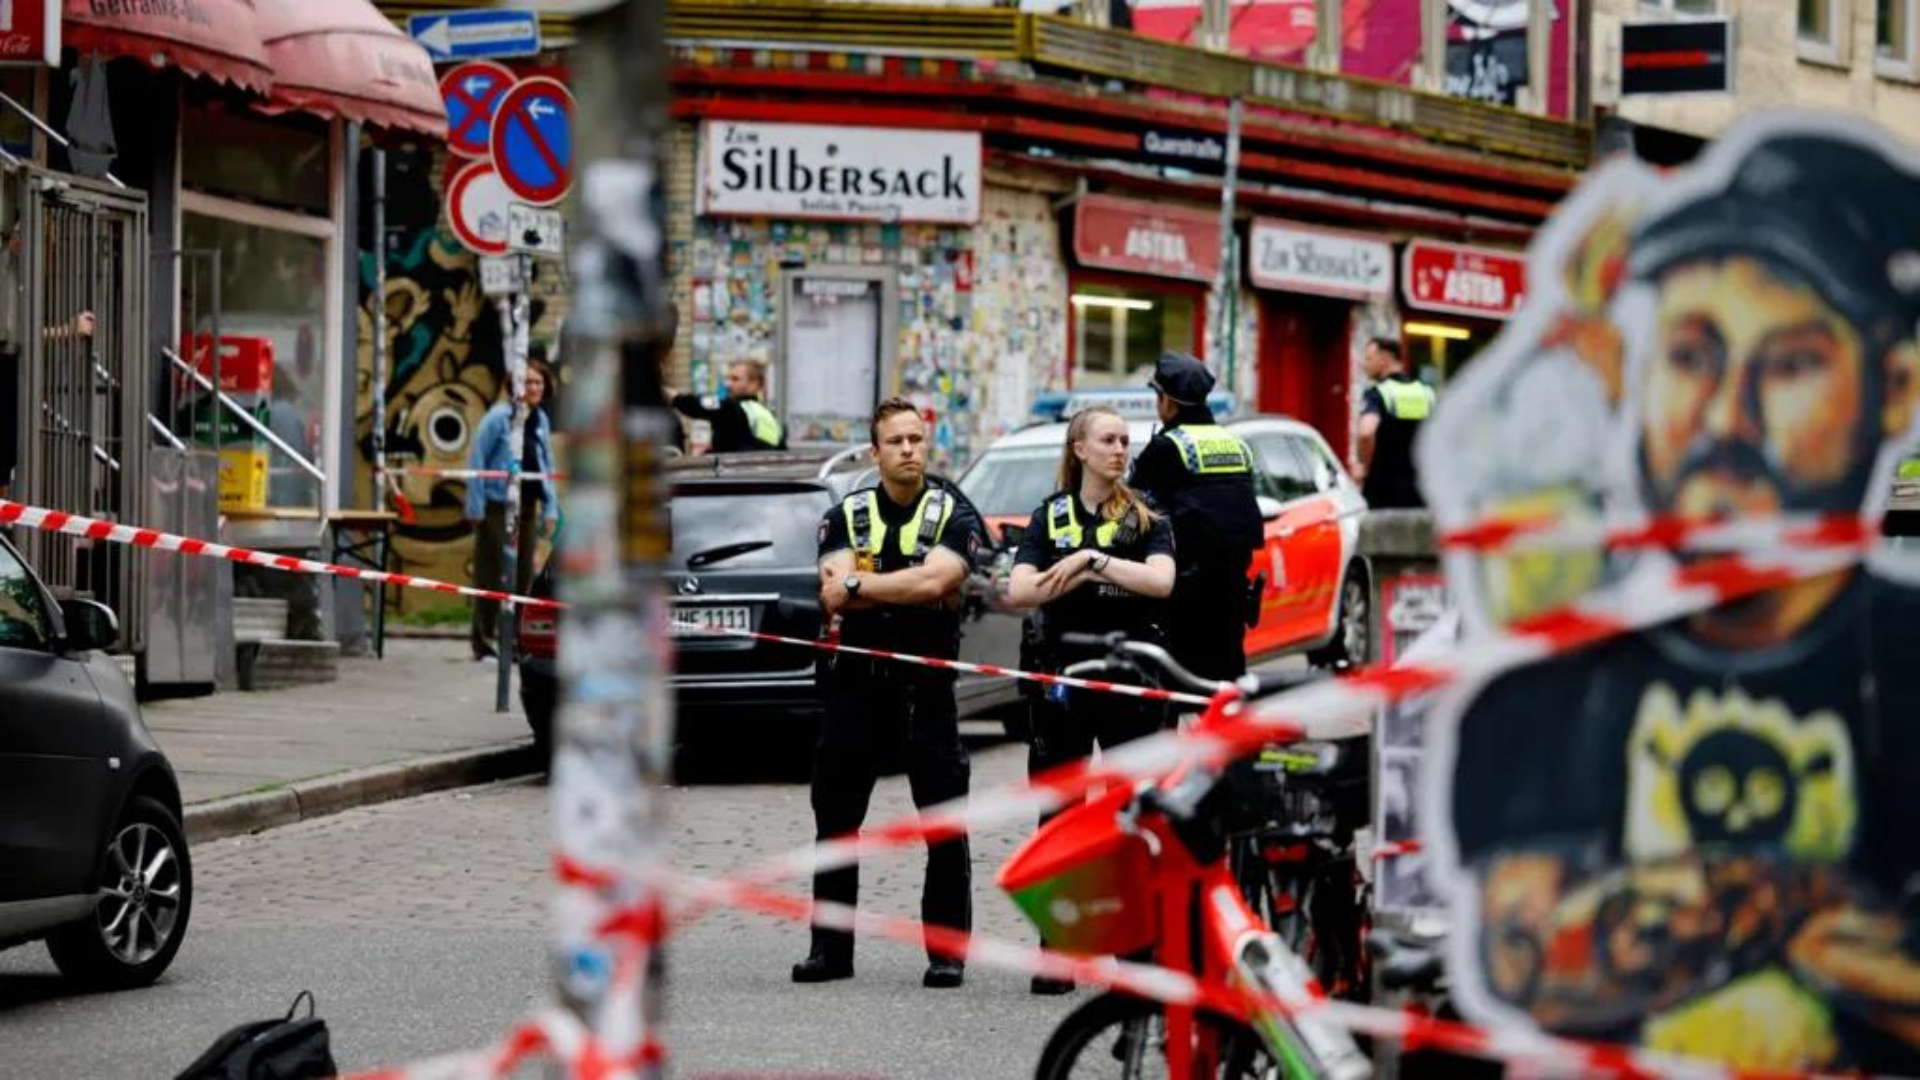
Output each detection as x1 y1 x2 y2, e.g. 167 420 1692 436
175 990 337 1080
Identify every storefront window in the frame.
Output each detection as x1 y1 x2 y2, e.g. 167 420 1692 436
1070 282 1198 389
1402 319 1501 387
181 96 330 216
182 213 328 511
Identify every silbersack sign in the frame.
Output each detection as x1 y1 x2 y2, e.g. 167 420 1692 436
1248 218 1393 301
698 120 982 225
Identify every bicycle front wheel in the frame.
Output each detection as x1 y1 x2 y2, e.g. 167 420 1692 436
1036 991 1296 1080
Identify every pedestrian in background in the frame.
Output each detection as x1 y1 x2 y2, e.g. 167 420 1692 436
1130 351 1264 681
669 359 786 453
797 397 980 990
1007 403 1174 994
464 359 558 661
1353 336 1434 509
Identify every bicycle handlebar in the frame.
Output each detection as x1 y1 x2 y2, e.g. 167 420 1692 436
1058 631 1327 701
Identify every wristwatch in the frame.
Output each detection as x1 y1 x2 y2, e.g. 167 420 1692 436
843 573 862 598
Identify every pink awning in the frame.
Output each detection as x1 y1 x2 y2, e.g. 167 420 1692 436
253 0 447 138
65 0 274 96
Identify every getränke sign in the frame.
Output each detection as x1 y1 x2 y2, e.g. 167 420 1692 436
1248 218 1393 301
698 120 982 225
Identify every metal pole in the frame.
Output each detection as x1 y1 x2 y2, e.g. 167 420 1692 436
1208 96 1242 387
553 0 674 1073
370 148 391 659
496 289 528 714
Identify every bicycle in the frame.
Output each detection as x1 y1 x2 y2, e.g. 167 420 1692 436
998 631 1373 1080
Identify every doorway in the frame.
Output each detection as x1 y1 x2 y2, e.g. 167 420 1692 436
1256 292 1352 457
780 269 894 445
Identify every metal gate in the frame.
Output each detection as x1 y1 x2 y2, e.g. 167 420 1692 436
10 165 149 652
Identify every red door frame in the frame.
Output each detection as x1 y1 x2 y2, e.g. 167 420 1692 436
1255 291 1353 454
1065 267 1209 388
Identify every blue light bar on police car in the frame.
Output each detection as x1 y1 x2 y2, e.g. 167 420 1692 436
1030 389 1237 423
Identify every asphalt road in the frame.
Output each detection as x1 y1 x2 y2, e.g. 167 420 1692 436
0 740 1083 1079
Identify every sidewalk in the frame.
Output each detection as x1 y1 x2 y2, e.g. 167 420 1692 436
144 638 539 843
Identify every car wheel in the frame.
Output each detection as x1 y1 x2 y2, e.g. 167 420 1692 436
47 795 192 990
1309 569 1370 669
520 670 557 761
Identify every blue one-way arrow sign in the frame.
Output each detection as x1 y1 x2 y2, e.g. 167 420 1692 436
408 9 542 63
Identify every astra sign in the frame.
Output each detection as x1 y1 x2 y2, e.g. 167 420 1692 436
698 120 982 225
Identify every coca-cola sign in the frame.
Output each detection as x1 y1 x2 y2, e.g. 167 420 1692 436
1401 238 1527 320
1074 194 1221 283
0 0 59 67
1248 218 1393 301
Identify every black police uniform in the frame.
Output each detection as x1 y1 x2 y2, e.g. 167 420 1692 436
1130 352 1264 682
670 392 787 453
1359 373 1434 510
1013 492 1175 811
806 480 981 972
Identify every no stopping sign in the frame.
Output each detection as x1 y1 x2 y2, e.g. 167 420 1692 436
490 76 574 206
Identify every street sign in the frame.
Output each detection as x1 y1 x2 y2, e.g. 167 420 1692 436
1620 18 1735 97
479 255 525 297
439 60 518 160
446 160 513 256
490 76 574 206
409 9 541 64
508 203 565 257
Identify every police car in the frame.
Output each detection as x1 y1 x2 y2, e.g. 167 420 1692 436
957 389 1372 669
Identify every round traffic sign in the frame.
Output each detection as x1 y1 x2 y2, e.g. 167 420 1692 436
439 60 518 160
446 160 512 256
489 76 573 207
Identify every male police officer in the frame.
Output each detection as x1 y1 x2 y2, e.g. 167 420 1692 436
797 397 982 989
1354 336 1434 509
1130 351 1265 681
670 359 786 453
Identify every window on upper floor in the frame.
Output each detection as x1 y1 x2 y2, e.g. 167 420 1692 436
1799 0 1849 65
1638 0 1724 14
1878 0 1918 75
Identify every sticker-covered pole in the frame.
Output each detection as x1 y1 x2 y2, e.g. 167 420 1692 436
551 0 675 1075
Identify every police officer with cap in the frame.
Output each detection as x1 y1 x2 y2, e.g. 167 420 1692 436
1131 350 1265 681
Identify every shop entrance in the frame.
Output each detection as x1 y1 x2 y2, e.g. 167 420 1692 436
781 269 893 444
1257 291 1352 457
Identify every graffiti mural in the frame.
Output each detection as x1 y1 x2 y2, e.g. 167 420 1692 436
355 143 505 614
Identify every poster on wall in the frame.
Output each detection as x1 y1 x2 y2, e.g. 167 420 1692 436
1418 113 1920 1072
785 276 882 435
1444 0 1569 115
698 120 982 225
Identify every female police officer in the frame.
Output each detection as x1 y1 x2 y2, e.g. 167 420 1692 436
1007 405 1176 993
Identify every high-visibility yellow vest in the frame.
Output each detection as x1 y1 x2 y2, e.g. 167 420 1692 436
1045 495 1140 550
843 486 953 571
1167 425 1254 476
1377 380 1436 421
740 399 783 446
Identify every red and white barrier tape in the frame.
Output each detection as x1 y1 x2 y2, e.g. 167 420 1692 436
733 540 1869 892
0 499 564 611
382 466 569 482
1440 509 1876 555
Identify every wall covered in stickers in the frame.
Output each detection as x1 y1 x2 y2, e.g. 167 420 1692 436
354 137 568 615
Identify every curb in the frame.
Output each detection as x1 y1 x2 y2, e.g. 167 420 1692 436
184 739 543 844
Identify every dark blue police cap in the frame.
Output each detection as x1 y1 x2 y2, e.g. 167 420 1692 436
1148 350 1216 406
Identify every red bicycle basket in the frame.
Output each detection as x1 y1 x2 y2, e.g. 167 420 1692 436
996 783 1158 957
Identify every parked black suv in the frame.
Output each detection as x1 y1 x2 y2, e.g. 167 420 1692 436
0 533 192 988
517 450 1013 758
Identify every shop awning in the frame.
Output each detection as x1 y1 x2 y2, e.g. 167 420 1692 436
254 0 447 137
64 0 274 96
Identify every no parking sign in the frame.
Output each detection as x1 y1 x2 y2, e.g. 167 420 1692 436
489 76 574 207
438 60 517 160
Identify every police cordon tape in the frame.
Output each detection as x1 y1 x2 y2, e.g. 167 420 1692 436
330 539 1871 1080
381 466 570 482
0 499 565 612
